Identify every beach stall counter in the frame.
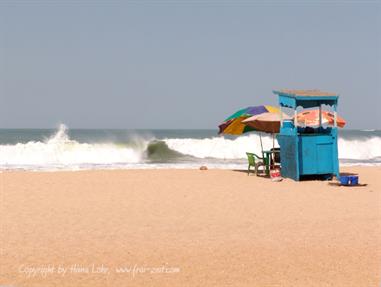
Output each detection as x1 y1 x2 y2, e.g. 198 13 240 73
274 90 340 181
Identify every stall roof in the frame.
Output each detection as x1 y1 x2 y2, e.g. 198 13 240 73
274 89 338 97
274 89 339 108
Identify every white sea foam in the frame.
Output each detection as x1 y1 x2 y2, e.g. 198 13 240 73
164 134 278 159
0 124 145 169
165 135 381 162
338 137 381 160
0 124 380 170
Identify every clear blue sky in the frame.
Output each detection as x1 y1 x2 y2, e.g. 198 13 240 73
0 0 380 129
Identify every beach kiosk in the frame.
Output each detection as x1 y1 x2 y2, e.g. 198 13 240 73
274 90 340 181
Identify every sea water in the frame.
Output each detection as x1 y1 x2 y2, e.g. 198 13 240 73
0 124 380 171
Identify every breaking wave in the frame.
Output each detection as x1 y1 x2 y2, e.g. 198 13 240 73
165 135 381 162
338 137 381 160
0 124 380 170
0 124 146 170
164 135 277 159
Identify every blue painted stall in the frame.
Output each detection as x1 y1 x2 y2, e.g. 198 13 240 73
274 90 340 181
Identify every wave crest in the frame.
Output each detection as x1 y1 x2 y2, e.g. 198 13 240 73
0 124 380 170
0 124 145 169
164 134 277 159
338 137 381 160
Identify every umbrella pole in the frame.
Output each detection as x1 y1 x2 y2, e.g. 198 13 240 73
259 133 264 156
271 133 275 169
272 133 275 149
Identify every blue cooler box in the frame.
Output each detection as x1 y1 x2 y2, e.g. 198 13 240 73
339 175 359 186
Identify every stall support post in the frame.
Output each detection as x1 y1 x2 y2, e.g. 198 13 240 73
333 105 337 128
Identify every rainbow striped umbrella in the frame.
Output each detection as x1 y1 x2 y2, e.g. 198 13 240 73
218 105 279 135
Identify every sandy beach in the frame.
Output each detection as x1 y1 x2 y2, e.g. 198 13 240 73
1 167 380 287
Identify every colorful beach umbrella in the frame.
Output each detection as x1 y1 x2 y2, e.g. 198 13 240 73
242 112 292 133
218 105 279 135
296 110 346 128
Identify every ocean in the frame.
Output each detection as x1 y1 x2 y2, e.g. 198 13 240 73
0 124 380 171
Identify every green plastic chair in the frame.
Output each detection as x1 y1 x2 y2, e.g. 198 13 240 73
246 152 266 176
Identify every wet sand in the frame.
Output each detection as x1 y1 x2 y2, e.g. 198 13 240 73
1 167 380 287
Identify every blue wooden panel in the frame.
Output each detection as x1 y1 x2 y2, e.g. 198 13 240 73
299 135 335 175
331 128 340 178
295 100 337 109
280 121 297 135
277 135 299 180
317 143 334 173
278 95 296 109
294 96 338 101
299 136 317 174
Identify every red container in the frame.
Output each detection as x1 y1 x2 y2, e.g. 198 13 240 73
270 169 282 181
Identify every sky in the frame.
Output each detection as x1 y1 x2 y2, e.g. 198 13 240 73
0 0 380 129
